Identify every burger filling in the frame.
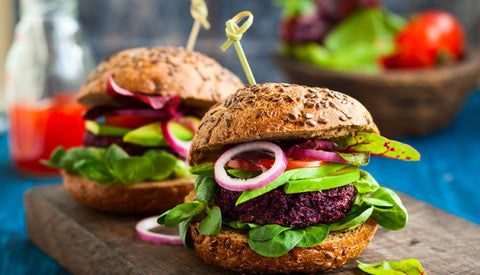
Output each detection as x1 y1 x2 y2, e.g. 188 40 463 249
42 74 198 184
158 131 420 257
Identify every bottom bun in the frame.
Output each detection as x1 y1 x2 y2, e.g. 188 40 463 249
61 170 194 214
187 218 377 274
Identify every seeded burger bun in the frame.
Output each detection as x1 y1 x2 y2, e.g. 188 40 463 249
186 83 379 273
77 46 243 112
59 47 243 214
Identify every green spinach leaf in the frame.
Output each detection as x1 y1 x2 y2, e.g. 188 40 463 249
296 224 329 248
357 259 426 275
194 176 217 202
354 170 380 194
330 204 373 232
199 206 222 236
112 157 155 184
248 229 304 257
338 151 370 166
105 143 129 170
73 159 113 183
41 147 66 168
369 187 408 231
163 202 205 228
249 224 292 241
190 162 215 177
144 150 178 180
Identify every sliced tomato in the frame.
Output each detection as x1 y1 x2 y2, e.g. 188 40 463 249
227 158 326 171
104 115 160 128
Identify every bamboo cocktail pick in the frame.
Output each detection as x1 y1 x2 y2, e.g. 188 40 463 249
221 11 256 85
186 0 210 51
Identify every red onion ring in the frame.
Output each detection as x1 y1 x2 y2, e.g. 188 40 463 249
174 117 198 133
112 109 172 118
161 119 192 159
135 216 182 244
214 141 287 191
289 148 348 163
106 73 180 114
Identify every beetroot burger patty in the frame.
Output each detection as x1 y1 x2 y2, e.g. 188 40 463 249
214 184 356 228
83 131 154 156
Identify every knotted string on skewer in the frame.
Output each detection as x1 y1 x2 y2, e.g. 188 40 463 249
221 11 256 85
186 0 210 51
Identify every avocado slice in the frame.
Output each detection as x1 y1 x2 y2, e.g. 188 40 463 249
123 121 194 147
85 120 131 137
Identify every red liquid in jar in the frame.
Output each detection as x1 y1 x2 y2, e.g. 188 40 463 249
9 93 86 176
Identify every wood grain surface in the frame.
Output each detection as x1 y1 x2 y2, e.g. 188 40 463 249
24 184 480 274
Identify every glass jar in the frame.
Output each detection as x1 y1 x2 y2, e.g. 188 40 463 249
4 0 94 176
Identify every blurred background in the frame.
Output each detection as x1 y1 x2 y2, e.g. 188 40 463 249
0 0 479 274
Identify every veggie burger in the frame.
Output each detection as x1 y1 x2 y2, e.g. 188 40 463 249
159 83 420 273
44 47 243 214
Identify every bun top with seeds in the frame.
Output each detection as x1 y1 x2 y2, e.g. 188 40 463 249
77 46 244 110
189 83 379 166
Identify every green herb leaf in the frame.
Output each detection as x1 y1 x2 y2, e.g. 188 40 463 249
41 147 66 168
330 204 374 232
284 166 360 194
369 187 408 231
105 144 129 170
190 163 215 177
363 197 394 208
199 206 222 236
357 259 426 275
296 224 329 247
223 218 259 229
227 169 262 179
354 170 380 194
338 151 370 166
248 229 304 257
336 132 420 161
73 159 113 184
249 224 291 241
60 147 106 172
194 176 217 202
163 202 205 228
157 210 170 224
179 217 194 247
143 150 178 180
112 157 155 184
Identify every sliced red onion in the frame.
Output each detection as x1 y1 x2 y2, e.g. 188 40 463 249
135 216 182 244
161 119 192 159
112 108 172 118
214 141 287 191
106 73 180 114
286 140 336 156
83 105 117 120
289 148 348 163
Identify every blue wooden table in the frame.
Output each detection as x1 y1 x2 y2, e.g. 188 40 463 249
1 91 479 274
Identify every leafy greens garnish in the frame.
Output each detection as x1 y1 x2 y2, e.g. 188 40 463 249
41 144 192 184
159 165 409 257
335 132 420 161
357 259 426 275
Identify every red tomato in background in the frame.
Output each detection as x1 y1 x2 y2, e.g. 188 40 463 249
381 10 465 69
104 115 160 128
227 159 326 171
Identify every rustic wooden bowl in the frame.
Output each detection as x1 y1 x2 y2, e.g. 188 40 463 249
275 53 480 137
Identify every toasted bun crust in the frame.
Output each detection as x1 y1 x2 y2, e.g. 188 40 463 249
187 219 377 274
77 47 243 109
189 83 379 166
61 170 194 214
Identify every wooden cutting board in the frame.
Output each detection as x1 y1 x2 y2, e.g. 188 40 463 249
24 184 480 274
